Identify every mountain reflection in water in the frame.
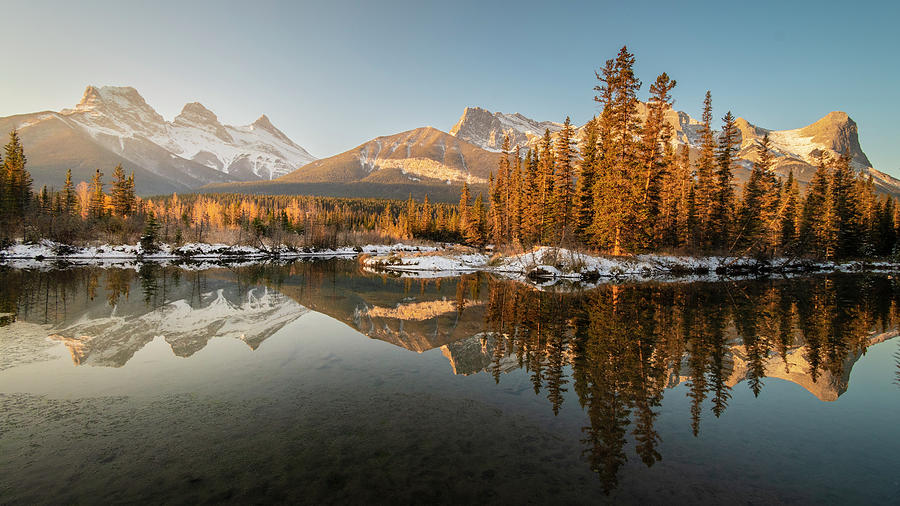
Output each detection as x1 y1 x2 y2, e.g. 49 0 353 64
0 260 898 497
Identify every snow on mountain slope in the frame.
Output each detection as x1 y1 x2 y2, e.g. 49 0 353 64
451 105 900 194
13 86 315 185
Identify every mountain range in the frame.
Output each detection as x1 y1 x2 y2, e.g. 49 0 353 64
0 86 316 194
448 105 900 196
2 85 899 198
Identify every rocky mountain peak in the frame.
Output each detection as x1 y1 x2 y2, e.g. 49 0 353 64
173 102 233 143
75 85 159 116
176 102 219 124
450 106 562 151
251 114 295 146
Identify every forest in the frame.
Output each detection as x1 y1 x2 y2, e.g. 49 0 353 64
1 47 899 261
459 47 899 261
0 127 462 250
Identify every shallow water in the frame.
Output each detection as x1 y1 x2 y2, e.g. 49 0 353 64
0 261 898 504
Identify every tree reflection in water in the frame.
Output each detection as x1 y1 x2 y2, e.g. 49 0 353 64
477 275 899 493
0 263 897 493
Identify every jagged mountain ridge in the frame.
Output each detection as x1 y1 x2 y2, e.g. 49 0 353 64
0 86 315 194
449 107 565 152
450 105 900 196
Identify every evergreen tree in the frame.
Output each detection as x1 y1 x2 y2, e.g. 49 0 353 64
827 150 860 259
458 181 473 243
553 117 576 242
667 144 694 249
736 161 766 251
800 154 830 255
522 150 541 244
89 169 106 219
590 46 643 254
574 117 599 241
63 169 77 216
695 92 716 244
509 149 523 244
140 211 162 252
709 111 739 250
640 72 676 245
779 170 800 254
465 192 486 247
2 129 32 238
537 129 556 243
490 135 511 245
110 163 133 216
756 134 782 252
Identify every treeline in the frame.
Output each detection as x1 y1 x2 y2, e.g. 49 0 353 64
141 192 461 248
456 46 899 260
0 129 462 249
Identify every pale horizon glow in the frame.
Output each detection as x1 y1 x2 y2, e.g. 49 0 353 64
1 0 898 175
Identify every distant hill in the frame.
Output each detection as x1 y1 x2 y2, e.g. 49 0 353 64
205 126 499 201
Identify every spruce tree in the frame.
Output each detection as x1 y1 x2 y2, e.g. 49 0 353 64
2 130 32 235
537 130 556 243
829 150 860 259
590 46 642 254
466 192 486 247
755 134 782 252
523 149 541 244
709 111 739 250
63 169 77 215
779 170 800 255
110 163 131 216
553 117 576 242
695 92 716 244
799 154 830 254
89 169 106 219
736 162 765 252
458 181 472 242
509 150 523 244
140 211 162 253
574 117 599 241
640 73 676 246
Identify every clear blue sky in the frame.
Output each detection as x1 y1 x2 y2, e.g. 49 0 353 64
2 0 898 174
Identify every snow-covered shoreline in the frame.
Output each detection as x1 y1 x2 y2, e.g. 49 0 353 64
0 240 437 265
2 242 897 284
362 246 899 283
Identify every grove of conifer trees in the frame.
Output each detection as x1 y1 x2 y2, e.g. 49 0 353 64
0 129 465 250
456 46 900 261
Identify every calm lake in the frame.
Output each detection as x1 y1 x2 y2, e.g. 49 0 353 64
1 260 898 504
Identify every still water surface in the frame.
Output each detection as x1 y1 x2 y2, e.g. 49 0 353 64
0 260 898 504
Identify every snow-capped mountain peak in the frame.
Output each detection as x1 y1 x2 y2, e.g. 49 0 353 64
34 85 317 184
449 105 900 196
173 102 234 143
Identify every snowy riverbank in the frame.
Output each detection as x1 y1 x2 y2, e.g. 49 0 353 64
2 241 896 283
362 246 899 282
0 240 437 265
